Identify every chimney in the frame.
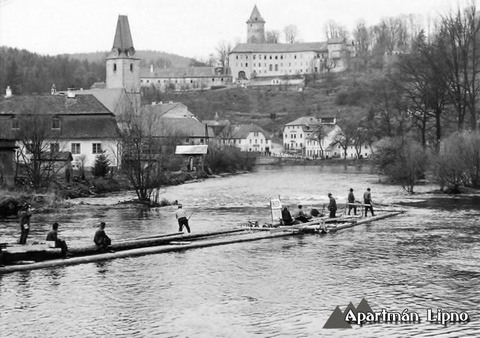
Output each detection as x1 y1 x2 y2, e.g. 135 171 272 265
152 101 156 105
51 84 57 95
150 64 154 73
67 88 75 98
5 86 12 98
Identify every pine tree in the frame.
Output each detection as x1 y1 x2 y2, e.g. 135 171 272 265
93 152 110 177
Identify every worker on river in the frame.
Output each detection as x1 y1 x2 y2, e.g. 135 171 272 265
176 204 191 233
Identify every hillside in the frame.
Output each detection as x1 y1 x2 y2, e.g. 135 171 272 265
65 50 197 68
158 72 372 140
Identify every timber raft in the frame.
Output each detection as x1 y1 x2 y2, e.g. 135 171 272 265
0 210 404 274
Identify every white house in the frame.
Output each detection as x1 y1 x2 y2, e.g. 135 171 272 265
283 116 337 153
220 124 272 153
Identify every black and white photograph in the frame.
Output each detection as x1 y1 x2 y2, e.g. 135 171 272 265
0 0 479 336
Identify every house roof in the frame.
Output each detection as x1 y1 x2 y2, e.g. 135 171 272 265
0 94 113 116
142 102 194 118
231 42 328 54
286 116 321 126
75 88 130 114
230 124 270 139
61 115 119 139
175 145 208 155
146 116 212 138
141 67 224 78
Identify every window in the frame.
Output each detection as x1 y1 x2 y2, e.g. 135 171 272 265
113 63 117 71
249 139 252 144
275 64 278 71
275 56 278 60
269 65 272 71
12 118 19 130
245 63 248 67
254 132 259 137
253 55 256 60
92 143 102 154
130 63 133 71
50 143 59 153
52 117 60 129
71 143 81 154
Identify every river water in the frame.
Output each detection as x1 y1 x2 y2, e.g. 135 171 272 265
1 165 479 337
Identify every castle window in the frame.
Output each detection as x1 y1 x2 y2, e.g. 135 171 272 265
269 65 272 71
146 80 149 83
275 56 278 60
212 78 214 82
269 56 272 59
253 55 256 60
236 56 238 59
246 63 248 67
275 64 278 71
264 55 266 60
113 63 117 71
130 63 133 71
294 55 297 59
246 55 248 59
281 55 283 59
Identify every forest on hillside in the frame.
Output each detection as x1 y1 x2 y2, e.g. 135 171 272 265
0 47 201 95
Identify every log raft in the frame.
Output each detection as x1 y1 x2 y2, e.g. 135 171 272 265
0 211 404 274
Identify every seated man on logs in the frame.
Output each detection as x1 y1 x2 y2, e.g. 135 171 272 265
46 222 69 257
294 205 311 223
281 206 295 225
94 222 112 252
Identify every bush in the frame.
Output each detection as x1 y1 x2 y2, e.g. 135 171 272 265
205 146 256 174
373 137 430 194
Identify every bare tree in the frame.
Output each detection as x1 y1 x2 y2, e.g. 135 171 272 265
324 20 348 40
353 20 372 69
266 30 280 43
283 25 299 44
215 40 232 73
14 97 64 189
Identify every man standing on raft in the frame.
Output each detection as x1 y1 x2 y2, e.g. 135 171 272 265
176 204 191 233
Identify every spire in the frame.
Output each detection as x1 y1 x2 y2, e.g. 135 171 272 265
109 15 135 58
247 5 265 23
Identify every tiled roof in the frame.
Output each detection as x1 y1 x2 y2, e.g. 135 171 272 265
0 94 113 115
75 88 130 114
231 42 328 53
146 116 212 138
286 116 321 126
142 102 195 119
141 67 224 78
231 124 270 139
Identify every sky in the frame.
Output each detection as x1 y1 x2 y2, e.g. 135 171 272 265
0 0 469 60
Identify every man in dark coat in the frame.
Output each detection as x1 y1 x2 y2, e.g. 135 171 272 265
281 206 294 225
328 193 337 218
18 203 32 244
94 222 112 252
363 188 375 216
347 188 357 215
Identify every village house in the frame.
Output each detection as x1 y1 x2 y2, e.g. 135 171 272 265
304 124 342 159
219 123 272 153
283 116 337 153
0 90 120 174
140 66 230 92
229 6 354 84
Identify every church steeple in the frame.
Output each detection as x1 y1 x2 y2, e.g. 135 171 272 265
105 15 141 110
247 5 266 43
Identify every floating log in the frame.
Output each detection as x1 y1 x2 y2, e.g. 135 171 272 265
0 230 296 274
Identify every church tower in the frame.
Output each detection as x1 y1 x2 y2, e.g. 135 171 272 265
106 15 141 110
247 5 265 43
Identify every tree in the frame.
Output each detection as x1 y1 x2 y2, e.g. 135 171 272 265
266 30 280 43
215 40 232 72
93 152 110 177
374 137 430 194
283 25 299 44
324 20 347 40
14 98 64 190
353 20 373 69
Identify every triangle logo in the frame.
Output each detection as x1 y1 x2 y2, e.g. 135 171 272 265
356 298 374 314
343 301 358 324
323 306 353 329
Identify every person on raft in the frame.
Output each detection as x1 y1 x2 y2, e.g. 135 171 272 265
281 206 295 225
46 222 69 257
363 188 375 217
94 222 112 252
347 188 358 216
328 193 337 218
294 205 311 223
175 204 191 233
18 203 32 245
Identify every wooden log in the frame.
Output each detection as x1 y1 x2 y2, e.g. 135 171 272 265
0 230 296 274
328 211 404 232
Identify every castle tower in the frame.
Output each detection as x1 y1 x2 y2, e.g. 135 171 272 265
247 5 265 43
106 15 141 110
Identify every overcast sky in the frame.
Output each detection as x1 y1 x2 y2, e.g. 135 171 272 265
0 0 467 60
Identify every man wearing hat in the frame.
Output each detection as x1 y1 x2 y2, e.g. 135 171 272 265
363 188 375 217
327 193 337 218
175 204 191 233
347 188 357 216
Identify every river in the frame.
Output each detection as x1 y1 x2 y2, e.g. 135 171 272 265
1 165 479 337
